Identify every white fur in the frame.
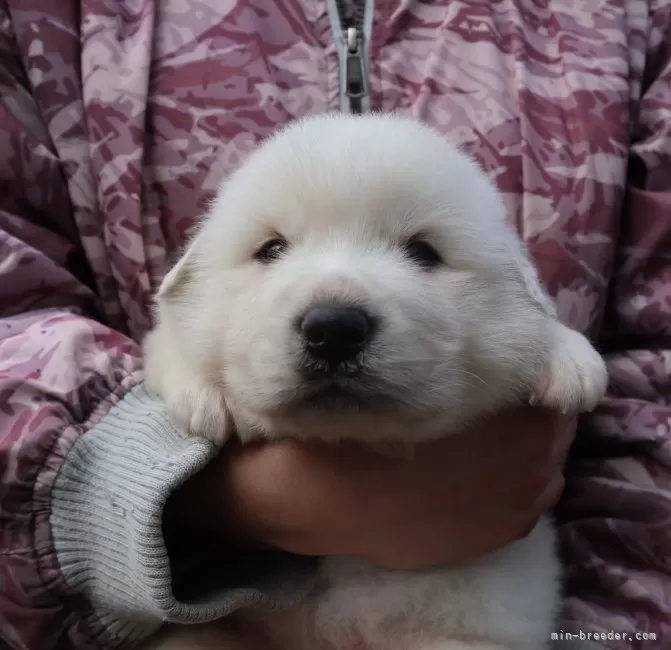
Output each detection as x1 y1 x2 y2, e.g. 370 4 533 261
143 114 608 650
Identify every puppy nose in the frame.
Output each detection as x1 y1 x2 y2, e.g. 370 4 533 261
301 306 374 363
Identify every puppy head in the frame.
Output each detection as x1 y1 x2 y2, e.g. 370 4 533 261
144 114 607 445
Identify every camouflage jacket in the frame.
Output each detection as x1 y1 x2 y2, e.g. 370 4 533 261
1 1 670 649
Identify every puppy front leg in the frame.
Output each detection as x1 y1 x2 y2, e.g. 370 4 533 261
143 327 233 445
162 374 231 445
532 321 608 414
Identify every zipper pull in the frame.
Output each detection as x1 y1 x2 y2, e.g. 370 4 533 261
345 26 366 103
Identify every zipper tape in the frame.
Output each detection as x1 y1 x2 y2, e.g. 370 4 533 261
326 0 374 114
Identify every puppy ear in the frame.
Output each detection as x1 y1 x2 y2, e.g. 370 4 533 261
531 320 608 414
505 234 557 319
144 236 233 446
155 237 200 302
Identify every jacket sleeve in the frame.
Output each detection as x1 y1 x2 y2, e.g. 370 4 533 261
557 4 671 647
0 7 313 650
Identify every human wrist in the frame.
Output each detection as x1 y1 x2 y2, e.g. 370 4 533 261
162 442 276 555
49 383 227 637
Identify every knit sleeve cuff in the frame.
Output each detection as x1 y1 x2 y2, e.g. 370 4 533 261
49 383 317 645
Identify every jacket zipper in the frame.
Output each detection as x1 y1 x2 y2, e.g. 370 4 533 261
331 0 370 114
344 25 365 114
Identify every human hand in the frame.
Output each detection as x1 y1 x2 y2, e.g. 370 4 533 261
164 408 575 569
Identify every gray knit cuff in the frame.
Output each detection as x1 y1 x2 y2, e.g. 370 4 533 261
50 383 316 645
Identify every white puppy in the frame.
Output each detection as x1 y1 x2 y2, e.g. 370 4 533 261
143 114 608 650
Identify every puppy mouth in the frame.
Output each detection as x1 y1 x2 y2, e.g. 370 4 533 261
280 376 393 414
270 351 398 415
300 356 364 380
301 384 369 411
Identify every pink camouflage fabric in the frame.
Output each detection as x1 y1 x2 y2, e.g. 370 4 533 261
1 0 671 649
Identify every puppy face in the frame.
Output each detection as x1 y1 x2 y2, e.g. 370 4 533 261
144 115 606 445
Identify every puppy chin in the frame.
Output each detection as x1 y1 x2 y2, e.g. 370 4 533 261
232 389 462 446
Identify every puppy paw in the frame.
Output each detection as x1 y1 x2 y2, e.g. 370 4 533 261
531 322 608 414
144 329 232 446
165 379 232 445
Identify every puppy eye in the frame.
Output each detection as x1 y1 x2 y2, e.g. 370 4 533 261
403 239 443 270
254 237 288 263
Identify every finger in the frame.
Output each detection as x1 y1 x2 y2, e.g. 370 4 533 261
515 471 565 542
492 407 563 465
515 514 541 541
549 414 578 465
536 470 566 511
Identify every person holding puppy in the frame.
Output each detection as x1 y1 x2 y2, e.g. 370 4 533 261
0 2 669 649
